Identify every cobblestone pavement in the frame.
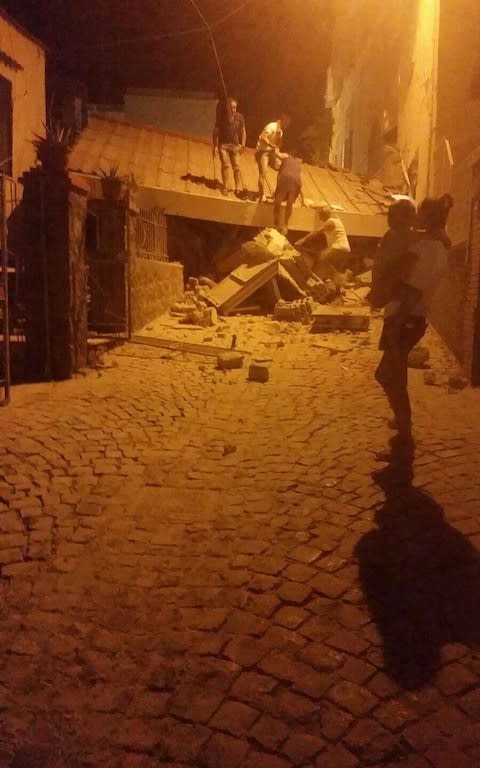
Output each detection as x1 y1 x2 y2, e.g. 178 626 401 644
1 318 480 767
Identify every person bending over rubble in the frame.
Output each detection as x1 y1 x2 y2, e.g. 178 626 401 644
273 151 304 235
294 205 351 279
255 113 291 202
374 194 453 442
213 96 246 196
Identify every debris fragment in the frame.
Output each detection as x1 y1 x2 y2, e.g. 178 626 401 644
408 346 430 368
273 298 313 322
248 362 270 383
217 351 244 370
423 371 437 386
310 310 370 333
447 375 468 390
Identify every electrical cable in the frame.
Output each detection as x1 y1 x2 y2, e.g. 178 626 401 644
88 0 255 50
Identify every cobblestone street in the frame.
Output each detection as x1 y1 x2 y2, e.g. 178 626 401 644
1 318 480 767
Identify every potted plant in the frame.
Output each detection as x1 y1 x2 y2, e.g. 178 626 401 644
33 123 73 173
98 165 128 201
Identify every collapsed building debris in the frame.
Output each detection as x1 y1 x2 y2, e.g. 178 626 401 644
204 228 372 317
170 276 219 326
168 228 375 331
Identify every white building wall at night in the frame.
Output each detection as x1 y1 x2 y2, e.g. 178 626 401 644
0 9 46 183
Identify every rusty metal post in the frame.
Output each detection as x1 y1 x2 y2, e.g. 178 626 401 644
126 203 132 340
39 172 51 379
1 171 11 404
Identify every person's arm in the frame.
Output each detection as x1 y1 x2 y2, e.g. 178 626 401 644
240 117 246 150
295 227 324 251
212 125 219 153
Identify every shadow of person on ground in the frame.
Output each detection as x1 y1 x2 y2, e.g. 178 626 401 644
355 435 480 689
180 173 256 201
181 172 221 191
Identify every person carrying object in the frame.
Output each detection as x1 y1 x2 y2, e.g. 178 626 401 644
273 151 304 234
255 113 291 202
374 194 453 441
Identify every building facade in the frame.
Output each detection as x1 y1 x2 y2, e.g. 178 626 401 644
327 0 480 381
0 8 46 184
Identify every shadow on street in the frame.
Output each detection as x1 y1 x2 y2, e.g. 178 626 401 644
356 436 480 689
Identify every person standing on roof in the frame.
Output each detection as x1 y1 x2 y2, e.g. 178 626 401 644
273 151 304 234
295 205 351 278
255 113 291 202
212 96 246 196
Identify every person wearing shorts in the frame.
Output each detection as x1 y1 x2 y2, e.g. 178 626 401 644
273 153 303 234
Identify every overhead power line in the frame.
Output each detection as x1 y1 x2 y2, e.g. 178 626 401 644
88 0 255 49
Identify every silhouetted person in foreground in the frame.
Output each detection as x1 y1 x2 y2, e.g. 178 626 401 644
374 195 453 441
356 436 480 689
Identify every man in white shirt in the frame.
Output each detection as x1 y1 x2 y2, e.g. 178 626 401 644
255 113 291 201
294 205 351 278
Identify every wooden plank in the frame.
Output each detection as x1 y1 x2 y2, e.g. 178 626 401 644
310 313 370 333
132 335 244 357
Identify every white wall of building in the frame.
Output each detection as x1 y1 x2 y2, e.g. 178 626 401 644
0 11 46 182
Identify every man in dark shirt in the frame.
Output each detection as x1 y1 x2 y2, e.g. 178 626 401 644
273 152 303 234
212 97 246 195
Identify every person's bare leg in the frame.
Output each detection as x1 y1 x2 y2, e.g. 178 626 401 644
284 192 296 232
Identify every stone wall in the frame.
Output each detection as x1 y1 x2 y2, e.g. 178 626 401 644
429 246 468 363
130 257 183 333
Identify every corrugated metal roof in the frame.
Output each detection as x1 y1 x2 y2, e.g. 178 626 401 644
69 114 391 236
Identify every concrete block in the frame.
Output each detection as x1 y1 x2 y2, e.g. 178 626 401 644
248 363 270 383
217 351 244 370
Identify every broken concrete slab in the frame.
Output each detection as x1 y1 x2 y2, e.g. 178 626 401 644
217 351 244 370
310 309 370 333
205 261 279 315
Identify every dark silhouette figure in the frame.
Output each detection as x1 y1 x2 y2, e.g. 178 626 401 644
356 436 480 689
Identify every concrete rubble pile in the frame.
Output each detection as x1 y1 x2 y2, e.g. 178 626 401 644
167 228 373 327
203 228 372 318
170 276 218 327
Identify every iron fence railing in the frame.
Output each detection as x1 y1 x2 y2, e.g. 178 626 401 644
135 207 168 261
